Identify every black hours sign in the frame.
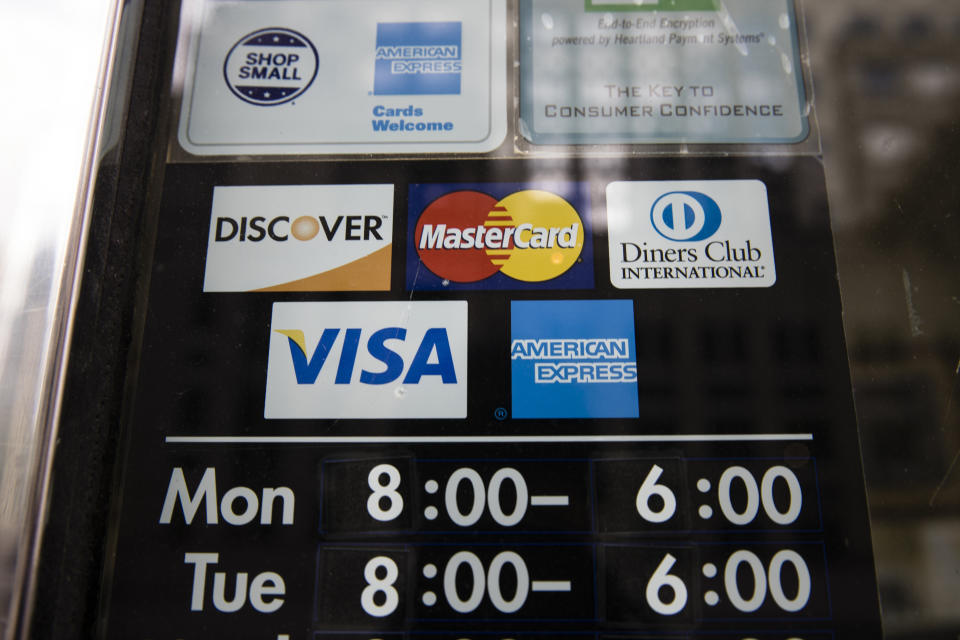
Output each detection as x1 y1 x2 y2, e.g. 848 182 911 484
96 156 881 640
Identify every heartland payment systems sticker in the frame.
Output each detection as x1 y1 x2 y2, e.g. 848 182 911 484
607 180 776 289
203 185 393 292
179 0 506 155
519 0 807 144
265 301 467 419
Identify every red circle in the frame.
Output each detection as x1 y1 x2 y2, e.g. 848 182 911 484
415 191 502 283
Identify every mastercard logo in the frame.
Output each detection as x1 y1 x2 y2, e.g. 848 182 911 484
414 189 586 283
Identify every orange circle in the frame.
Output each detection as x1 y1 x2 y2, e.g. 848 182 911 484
291 216 319 241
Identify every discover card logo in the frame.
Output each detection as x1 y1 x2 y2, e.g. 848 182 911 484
203 185 393 292
265 302 467 419
607 180 776 289
511 300 639 419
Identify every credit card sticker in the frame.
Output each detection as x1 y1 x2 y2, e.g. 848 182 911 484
202 184 394 292
265 301 468 419
511 299 639 419
179 0 506 155
405 182 594 292
520 0 807 144
607 180 776 289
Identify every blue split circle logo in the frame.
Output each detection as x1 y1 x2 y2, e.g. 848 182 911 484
223 27 319 106
650 191 722 242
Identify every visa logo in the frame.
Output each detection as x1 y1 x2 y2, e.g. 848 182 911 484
265 301 467 419
276 327 457 385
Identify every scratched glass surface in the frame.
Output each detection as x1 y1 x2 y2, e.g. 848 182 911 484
0 1 958 638
807 1 960 638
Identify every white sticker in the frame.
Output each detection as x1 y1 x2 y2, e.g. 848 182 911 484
607 180 776 289
265 301 468 419
520 0 807 144
203 185 394 292
179 0 506 155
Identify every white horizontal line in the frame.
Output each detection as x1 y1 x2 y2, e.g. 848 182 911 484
164 434 812 444
530 496 570 506
531 580 572 592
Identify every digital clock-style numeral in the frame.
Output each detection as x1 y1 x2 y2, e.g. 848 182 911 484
644 553 688 615
596 458 688 532
316 633 832 640
600 634 834 640
313 634 403 640
699 544 829 619
443 468 529 527
322 458 592 535
595 458 820 533
321 457 415 535
313 633 598 640
361 555 401 617
415 545 595 620
408 636 596 640
367 464 405 522
603 543 829 624
316 544 596 626
727 636 833 640
603 545 696 625
442 550 531 613
707 465 803 526
721 549 810 613
698 545 826 618
690 460 821 530
315 546 409 628
410 636 596 640
634 464 678 524
420 461 592 532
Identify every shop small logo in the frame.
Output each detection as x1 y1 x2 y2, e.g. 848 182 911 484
223 28 318 105
406 183 593 291
650 191 722 242
374 22 462 95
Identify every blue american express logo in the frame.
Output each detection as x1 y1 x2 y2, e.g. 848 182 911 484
374 22 462 95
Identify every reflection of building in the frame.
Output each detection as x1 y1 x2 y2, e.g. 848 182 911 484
806 2 960 637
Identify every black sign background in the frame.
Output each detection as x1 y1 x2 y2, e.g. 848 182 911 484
89 156 881 638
